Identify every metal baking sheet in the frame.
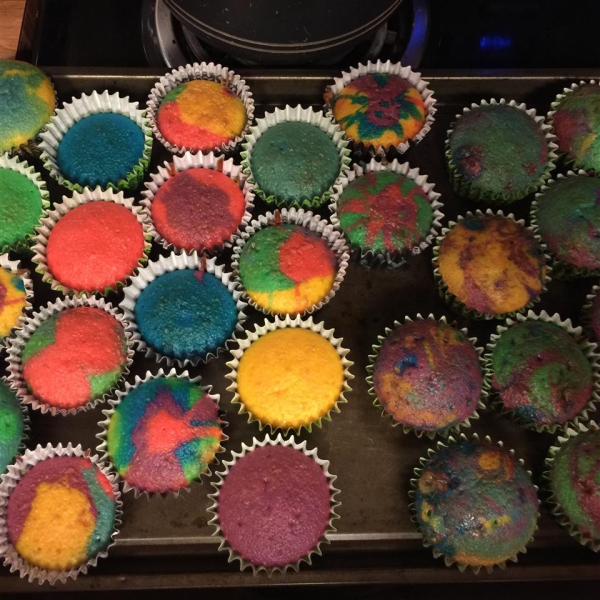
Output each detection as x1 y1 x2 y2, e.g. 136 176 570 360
2 68 600 592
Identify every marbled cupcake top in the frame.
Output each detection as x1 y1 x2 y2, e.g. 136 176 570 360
437 215 546 316
415 440 538 568
7 456 116 572
448 104 549 199
337 171 433 255
536 175 600 271
330 73 426 148
107 377 223 494
0 266 27 339
217 445 331 568
491 320 593 427
151 168 246 252
157 80 246 152
0 381 25 474
373 320 483 432
552 85 600 172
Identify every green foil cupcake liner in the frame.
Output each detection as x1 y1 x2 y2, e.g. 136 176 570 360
0 152 50 254
119 251 247 368
5 295 136 417
241 104 352 209
38 90 153 192
445 98 558 205
140 150 255 254
323 59 437 159
544 420 600 552
366 314 488 438
0 443 122 585
31 186 153 297
329 157 444 268
432 208 552 320
408 433 540 573
230 207 350 318
207 433 341 576
146 62 255 156
225 314 354 435
484 309 600 434
96 367 228 499
0 254 34 348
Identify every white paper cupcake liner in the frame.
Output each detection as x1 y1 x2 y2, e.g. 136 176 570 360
5 295 135 417
96 367 228 499
0 374 30 474
324 60 437 158
240 105 352 209
366 314 488 438
119 251 247 368
207 433 341 576
329 158 444 268
38 90 153 192
31 186 153 297
484 310 600 433
146 62 255 156
226 315 354 434
0 443 122 585
446 99 558 204
0 254 34 348
140 151 255 254
231 208 350 317
408 433 540 573
0 152 50 253
432 209 552 320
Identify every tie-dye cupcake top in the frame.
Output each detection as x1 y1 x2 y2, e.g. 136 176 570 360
337 171 433 255
0 381 25 474
107 377 223 494
7 456 117 572
552 85 600 173
491 320 593 427
22 307 129 411
372 320 483 433
0 266 27 340
330 73 426 149
437 215 546 316
415 440 538 568
0 60 54 154
536 176 600 271
238 224 337 315
157 80 246 152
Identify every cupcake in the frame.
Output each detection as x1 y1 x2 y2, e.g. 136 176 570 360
330 158 443 267
411 436 539 572
0 254 33 346
99 370 225 496
32 187 151 296
120 252 245 367
531 172 600 277
487 311 599 431
241 105 350 208
147 62 254 155
433 211 548 319
0 60 55 154
208 435 340 574
367 316 485 437
545 421 600 551
232 209 349 317
6 297 133 416
324 61 436 157
586 285 600 342
0 445 121 583
446 99 556 204
0 153 49 253
227 316 353 433
141 152 254 254
0 381 27 474
549 81 600 173
39 90 152 192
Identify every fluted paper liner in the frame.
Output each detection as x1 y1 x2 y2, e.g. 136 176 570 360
6 295 135 416
119 251 247 368
0 374 30 473
0 443 122 585
240 105 351 209
0 254 34 348
207 433 341 576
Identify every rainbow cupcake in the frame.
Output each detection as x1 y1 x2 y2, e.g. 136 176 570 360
0 255 33 346
0 380 27 474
